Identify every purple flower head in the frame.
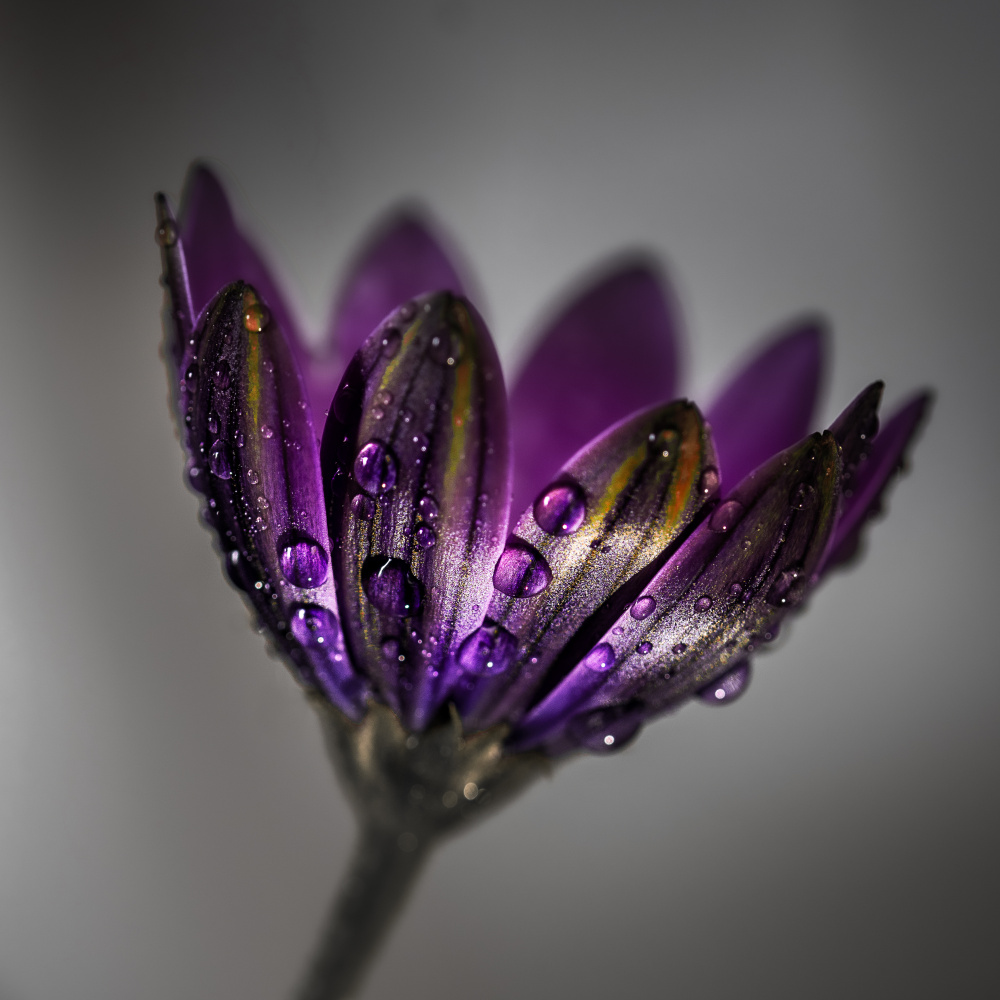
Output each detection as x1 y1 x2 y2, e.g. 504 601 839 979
156 166 930 757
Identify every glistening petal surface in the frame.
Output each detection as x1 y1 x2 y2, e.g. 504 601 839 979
329 212 466 364
707 320 825 489
508 263 682 518
321 293 511 731
192 282 368 717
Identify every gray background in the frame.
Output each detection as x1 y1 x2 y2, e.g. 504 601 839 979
0 1 996 997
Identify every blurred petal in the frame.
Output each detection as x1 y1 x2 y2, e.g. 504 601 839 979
460 400 716 731
178 166 330 424
508 262 682 517
523 430 840 751
321 293 511 730
192 282 368 717
824 391 932 572
329 211 466 363
707 319 825 489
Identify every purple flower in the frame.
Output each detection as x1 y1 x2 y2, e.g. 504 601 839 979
155 165 930 758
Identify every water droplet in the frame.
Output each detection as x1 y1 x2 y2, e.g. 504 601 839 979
351 494 375 521
362 556 422 616
381 327 401 358
207 412 219 435
709 499 745 533
184 363 198 387
583 643 616 672
246 468 259 485
243 290 269 333
630 596 656 620
728 582 743 597
261 424 274 439
398 301 417 322
697 660 751 705
791 482 817 510
155 219 178 247
463 782 478 801
354 441 397 495
418 495 439 522
568 706 642 753
457 621 517 676
637 641 653 654
533 481 586 535
612 625 624 635
415 526 436 549
371 405 386 421
695 595 713 612
208 440 233 479
648 427 679 459
279 534 329 588
492 541 552 598
375 390 394 406
235 431 245 448
767 567 807 607
289 603 341 650
699 465 720 497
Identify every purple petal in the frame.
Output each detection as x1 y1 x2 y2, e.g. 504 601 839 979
823 391 932 572
525 429 841 750
320 293 511 730
191 282 368 717
706 319 825 490
178 166 330 426
328 211 466 363
458 399 717 731
508 262 682 518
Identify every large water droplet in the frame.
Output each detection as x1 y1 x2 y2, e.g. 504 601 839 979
709 499 745 533
246 468 259 486
630 595 656 620
695 595 713 612
583 643 616 673
568 705 643 753
699 465 720 498
791 482 817 510
697 660 751 705
415 526 436 549
209 439 233 479
418 495 439 522
533 481 586 535
493 541 552 598
351 494 375 521
354 441 397 495
261 424 274 440
243 290 269 333
289 603 341 651
362 556 422 616
279 534 329 588
457 621 517 677
637 641 653 654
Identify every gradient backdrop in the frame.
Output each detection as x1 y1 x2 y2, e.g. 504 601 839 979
1 2 997 998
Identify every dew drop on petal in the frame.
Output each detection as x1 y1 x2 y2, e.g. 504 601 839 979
418 495 439 522
568 706 642 753
695 595 713 612
630 596 656 620
533 482 586 535
791 482 817 510
457 621 517 677
493 541 552 598
671 642 688 655
289 603 341 650
279 534 329 588
246 468 259 485
699 465 720 498
583 643 616 673
351 494 375 521
261 424 274 439
208 440 233 479
381 327 401 358
709 499 745 533
766 568 806 607
207 412 219 435
415 526 436 549
362 556 422 616
354 441 397 495
697 660 751 705
243 294 269 333
637 641 653 654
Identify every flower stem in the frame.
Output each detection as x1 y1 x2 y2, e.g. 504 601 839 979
295 821 434 1000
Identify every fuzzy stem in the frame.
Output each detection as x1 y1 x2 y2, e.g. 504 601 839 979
295 821 434 1000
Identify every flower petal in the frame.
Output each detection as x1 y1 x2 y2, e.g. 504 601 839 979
328 210 466 363
521 430 840 751
178 166 332 425
824 391 932 572
321 293 511 731
508 262 682 518
192 282 368 717
706 319 825 490
459 400 717 731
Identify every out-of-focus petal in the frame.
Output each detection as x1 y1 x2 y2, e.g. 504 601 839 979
192 282 369 717
460 400 716 731
520 430 840 752
328 211 466 364
707 320 825 490
508 262 682 518
823 391 932 572
321 293 511 731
